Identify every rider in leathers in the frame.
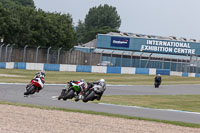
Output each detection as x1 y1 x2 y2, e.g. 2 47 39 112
25 71 45 93
81 79 106 101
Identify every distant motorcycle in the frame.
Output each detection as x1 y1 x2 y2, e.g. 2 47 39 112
82 81 106 103
154 75 161 88
24 78 44 96
154 81 161 88
58 81 84 101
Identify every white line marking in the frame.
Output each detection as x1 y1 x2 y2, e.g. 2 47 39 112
98 103 200 115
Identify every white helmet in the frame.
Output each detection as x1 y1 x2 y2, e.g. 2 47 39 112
99 79 105 83
80 79 85 82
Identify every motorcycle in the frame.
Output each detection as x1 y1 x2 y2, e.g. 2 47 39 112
58 81 84 101
24 78 44 96
82 82 106 103
154 81 161 88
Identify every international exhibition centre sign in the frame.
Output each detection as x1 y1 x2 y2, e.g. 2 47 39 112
140 39 196 55
96 35 200 55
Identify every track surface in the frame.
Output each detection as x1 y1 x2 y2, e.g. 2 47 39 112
1 84 200 124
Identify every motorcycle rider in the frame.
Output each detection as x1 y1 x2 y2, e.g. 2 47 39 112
154 74 161 88
74 79 86 101
82 78 106 101
25 71 45 93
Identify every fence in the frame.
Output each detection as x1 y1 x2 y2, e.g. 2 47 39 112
0 45 101 65
0 44 200 74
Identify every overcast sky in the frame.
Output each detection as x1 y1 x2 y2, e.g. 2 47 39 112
33 0 200 40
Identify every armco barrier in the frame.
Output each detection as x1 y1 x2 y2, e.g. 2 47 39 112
188 73 195 77
149 68 156 75
6 62 14 69
107 66 121 74
92 66 107 73
14 62 26 69
0 62 6 69
136 68 149 75
196 73 200 77
76 65 91 72
60 64 76 72
121 67 136 74
156 69 170 75
182 72 188 77
44 64 60 71
26 63 44 70
170 71 182 77
0 62 200 77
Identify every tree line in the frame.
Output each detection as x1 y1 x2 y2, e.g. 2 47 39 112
0 0 121 49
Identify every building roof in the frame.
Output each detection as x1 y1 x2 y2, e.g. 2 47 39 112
93 48 191 60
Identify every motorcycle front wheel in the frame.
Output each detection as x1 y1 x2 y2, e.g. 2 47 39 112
63 89 75 101
83 91 95 103
24 86 35 95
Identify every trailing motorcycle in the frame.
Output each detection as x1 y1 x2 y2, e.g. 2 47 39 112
24 77 44 96
58 81 84 101
154 81 161 88
82 81 106 103
154 74 161 88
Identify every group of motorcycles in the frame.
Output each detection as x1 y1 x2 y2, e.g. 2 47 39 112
58 79 106 102
24 71 106 103
24 71 161 102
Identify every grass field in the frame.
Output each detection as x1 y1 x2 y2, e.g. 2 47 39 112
0 69 200 85
95 95 200 113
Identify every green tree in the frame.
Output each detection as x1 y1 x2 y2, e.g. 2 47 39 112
76 4 121 44
76 20 85 44
85 4 121 31
12 0 34 7
0 0 76 49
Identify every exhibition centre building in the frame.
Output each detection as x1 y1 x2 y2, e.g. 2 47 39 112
77 32 200 73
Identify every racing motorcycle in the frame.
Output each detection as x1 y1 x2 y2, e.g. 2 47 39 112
58 81 84 101
24 77 44 96
154 81 161 88
82 82 106 103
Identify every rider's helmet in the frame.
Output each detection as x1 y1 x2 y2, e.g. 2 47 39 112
40 70 45 78
80 79 85 82
157 74 161 76
99 79 105 83
99 79 105 87
35 72 40 78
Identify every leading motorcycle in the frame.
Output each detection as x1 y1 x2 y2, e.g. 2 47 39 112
24 77 44 96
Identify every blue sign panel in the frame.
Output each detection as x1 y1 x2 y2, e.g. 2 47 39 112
97 34 200 55
111 37 129 48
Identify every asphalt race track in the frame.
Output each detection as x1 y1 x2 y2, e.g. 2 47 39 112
1 83 200 124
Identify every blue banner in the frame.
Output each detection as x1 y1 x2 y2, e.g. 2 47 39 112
111 37 130 48
97 34 200 55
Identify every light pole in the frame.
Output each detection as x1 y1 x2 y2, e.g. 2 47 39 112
57 47 62 64
35 46 40 63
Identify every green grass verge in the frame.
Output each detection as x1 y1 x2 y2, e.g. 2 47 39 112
95 95 200 113
0 69 200 85
0 101 200 128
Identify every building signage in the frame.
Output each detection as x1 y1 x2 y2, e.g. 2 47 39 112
111 37 130 48
140 39 196 55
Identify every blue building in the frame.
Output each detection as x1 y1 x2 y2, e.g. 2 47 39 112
76 32 200 73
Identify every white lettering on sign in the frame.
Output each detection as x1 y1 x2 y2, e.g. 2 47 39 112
147 40 191 48
140 40 196 55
